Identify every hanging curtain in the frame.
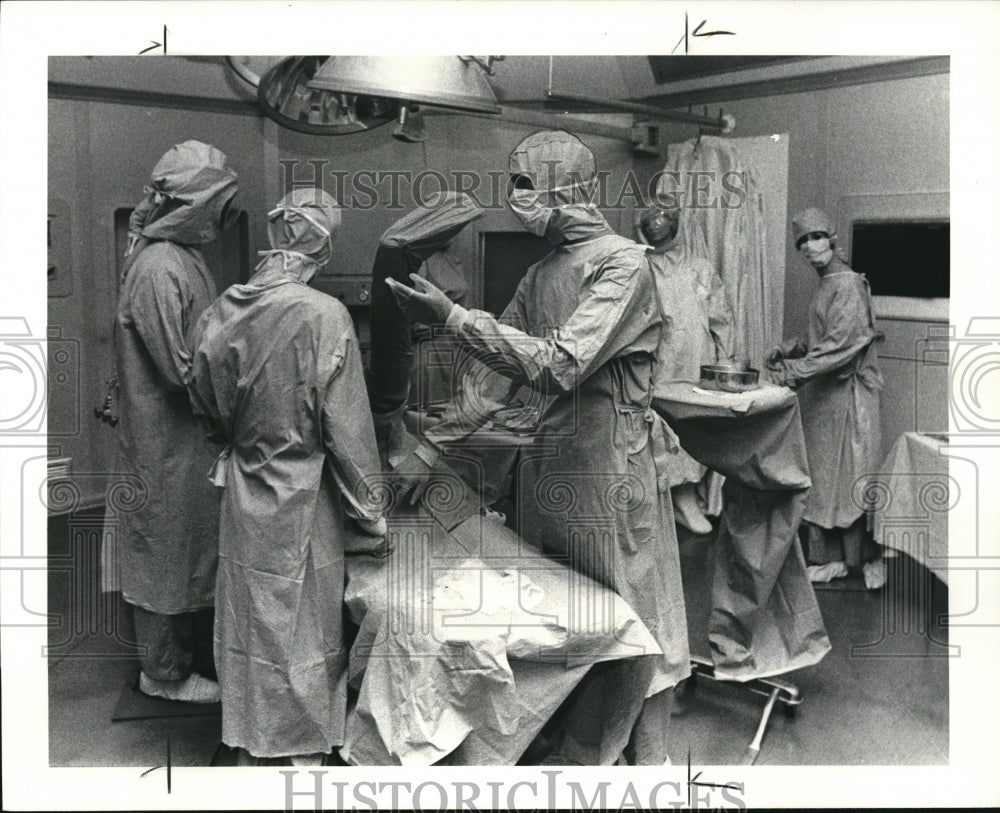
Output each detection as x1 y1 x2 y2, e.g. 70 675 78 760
656 136 769 367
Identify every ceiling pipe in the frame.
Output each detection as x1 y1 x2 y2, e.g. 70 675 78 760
545 90 733 132
422 104 633 142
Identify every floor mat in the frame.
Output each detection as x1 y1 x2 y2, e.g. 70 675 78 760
809 571 873 592
111 673 221 721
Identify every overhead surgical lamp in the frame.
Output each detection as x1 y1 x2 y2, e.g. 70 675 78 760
227 55 731 145
246 56 397 136
306 56 502 115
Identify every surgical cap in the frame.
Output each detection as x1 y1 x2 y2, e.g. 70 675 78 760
508 130 597 207
139 140 239 245
267 188 341 259
792 207 835 243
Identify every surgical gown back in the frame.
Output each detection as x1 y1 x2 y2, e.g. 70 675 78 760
190 278 383 758
112 241 221 614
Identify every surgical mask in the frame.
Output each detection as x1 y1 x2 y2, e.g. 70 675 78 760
640 210 680 247
507 188 552 237
219 194 243 231
268 205 334 257
800 234 834 267
138 188 182 228
507 178 596 237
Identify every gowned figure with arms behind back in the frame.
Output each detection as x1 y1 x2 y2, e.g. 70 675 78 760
112 139 240 704
190 188 387 766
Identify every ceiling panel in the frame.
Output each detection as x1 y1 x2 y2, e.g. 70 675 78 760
647 56 817 85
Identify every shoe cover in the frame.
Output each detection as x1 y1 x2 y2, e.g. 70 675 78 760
289 753 327 767
673 484 713 535
806 561 849 583
139 671 221 704
862 558 887 590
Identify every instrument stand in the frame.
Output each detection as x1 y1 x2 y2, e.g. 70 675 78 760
685 655 803 765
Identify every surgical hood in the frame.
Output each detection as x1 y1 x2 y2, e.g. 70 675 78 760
138 140 239 246
508 130 597 207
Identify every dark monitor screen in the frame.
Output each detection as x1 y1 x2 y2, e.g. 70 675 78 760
481 231 553 315
850 220 950 298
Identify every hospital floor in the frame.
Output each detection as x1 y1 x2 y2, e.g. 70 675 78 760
47 510 948 768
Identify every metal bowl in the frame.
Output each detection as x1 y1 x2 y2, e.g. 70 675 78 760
699 363 761 392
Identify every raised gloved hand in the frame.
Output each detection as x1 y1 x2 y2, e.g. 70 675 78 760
385 273 456 325
355 516 388 538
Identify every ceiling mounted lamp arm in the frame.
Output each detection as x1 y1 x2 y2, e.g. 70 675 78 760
226 55 262 88
544 89 735 132
458 55 506 76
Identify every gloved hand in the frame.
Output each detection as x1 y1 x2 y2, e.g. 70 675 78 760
385 274 456 325
766 338 806 369
346 516 392 558
764 364 797 389
781 338 808 359
355 516 388 538
392 448 434 506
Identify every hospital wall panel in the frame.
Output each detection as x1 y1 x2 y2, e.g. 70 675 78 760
48 96 270 507
877 317 950 453
652 71 950 460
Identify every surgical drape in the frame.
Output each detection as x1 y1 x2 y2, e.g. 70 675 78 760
774 270 884 529
653 382 831 679
190 274 384 758
657 136 770 365
340 510 664 766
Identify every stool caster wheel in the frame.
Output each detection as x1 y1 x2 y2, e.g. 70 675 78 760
782 702 798 719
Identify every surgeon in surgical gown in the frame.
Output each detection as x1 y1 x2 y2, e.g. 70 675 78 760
635 204 735 535
766 207 886 589
190 188 387 765
387 131 690 766
111 140 239 704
